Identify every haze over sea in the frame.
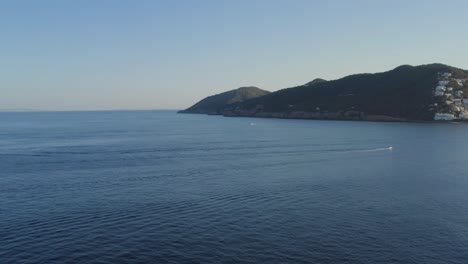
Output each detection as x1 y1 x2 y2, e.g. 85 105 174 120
1 110 468 264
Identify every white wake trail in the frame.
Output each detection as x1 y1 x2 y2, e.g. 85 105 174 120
351 146 393 153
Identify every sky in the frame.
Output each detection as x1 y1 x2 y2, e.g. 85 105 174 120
2 0 468 111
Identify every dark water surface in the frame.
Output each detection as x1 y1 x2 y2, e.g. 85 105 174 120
1 111 468 264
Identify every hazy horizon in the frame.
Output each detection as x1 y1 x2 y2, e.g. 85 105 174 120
2 0 468 111
0 108 179 112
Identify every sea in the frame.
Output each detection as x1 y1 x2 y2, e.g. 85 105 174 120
1 110 468 264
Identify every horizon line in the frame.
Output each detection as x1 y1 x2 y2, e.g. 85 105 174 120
0 109 181 113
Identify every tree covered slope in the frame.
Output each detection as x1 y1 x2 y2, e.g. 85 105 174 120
221 64 468 121
179 86 270 114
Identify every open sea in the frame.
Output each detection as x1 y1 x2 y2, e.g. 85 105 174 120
1 110 468 264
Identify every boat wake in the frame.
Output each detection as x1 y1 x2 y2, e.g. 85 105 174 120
348 146 393 153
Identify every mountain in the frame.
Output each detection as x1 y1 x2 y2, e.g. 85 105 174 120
219 64 468 121
179 86 270 114
305 78 326 86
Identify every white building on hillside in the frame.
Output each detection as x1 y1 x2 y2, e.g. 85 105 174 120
435 86 446 96
441 72 452 78
434 113 455 121
459 111 468 120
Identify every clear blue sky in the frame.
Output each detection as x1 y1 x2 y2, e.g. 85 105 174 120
2 0 468 110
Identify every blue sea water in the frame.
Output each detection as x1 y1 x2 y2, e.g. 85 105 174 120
1 110 468 264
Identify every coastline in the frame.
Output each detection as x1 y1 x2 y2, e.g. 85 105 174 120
178 111 468 124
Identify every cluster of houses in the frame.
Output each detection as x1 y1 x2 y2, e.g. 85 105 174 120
433 72 468 121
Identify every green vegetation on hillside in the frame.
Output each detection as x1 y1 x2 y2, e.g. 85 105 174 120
222 64 468 121
179 86 270 114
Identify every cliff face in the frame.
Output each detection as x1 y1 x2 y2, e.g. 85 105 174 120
178 87 270 115
220 64 468 121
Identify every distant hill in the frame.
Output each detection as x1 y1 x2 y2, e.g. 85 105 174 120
219 64 468 121
305 78 326 86
179 86 270 114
